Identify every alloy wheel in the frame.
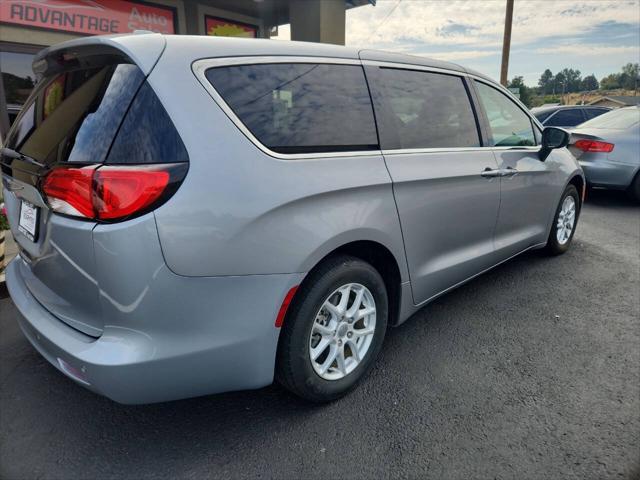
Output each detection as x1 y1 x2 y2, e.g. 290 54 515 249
556 195 576 245
309 283 377 381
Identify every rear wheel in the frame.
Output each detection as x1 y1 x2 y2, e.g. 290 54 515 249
545 184 580 255
276 255 388 402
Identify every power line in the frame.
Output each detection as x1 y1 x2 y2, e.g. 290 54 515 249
367 0 403 42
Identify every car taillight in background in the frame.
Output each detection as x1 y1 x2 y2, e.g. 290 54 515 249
574 139 615 153
42 163 188 222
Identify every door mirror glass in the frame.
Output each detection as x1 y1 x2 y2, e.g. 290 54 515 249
539 127 570 161
542 127 570 149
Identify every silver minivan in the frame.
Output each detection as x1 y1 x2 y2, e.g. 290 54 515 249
2 34 584 403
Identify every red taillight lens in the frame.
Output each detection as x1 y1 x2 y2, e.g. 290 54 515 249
43 166 96 218
42 164 185 221
574 139 614 153
94 167 169 220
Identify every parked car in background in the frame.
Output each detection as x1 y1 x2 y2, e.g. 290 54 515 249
532 105 610 128
569 106 640 201
2 34 584 404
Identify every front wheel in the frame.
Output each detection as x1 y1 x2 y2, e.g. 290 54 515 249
276 255 388 402
545 184 580 255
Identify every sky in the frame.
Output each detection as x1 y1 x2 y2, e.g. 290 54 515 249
274 0 640 87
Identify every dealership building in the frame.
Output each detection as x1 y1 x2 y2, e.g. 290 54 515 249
0 0 374 137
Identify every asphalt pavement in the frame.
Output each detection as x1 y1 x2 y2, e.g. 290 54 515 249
1 189 638 480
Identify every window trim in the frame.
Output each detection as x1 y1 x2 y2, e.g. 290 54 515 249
192 56 381 160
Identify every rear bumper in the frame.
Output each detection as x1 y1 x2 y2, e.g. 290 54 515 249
7 256 303 404
579 157 637 189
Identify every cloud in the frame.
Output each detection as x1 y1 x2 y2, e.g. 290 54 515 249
534 44 639 57
344 0 639 83
346 0 640 49
436 21 479 37
270 1 639 84
413 49 497 61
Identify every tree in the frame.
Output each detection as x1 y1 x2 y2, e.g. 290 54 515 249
581 74 599 91
620 63 639 90
554 71 566 94
559 68 582 93
538 69 554 94
600 73 621 90
507 76 532 107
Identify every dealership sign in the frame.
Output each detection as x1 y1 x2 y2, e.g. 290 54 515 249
0 0 175 35
205 16 257 38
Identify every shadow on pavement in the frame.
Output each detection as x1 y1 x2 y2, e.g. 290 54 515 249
585 187 638 208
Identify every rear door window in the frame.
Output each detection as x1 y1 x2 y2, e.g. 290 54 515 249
474 81 535 147
545 108 586 127
205 63 378 154
366 67 480 150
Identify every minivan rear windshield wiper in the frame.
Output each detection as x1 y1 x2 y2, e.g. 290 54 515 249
0 147 47 169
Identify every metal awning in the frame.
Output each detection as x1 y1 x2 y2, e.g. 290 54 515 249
194 0 375 27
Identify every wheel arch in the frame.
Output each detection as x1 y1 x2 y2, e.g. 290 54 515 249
541 168 585 248
568 173 586 204
296 238 407 328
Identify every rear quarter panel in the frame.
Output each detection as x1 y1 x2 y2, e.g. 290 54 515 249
149 40 408 280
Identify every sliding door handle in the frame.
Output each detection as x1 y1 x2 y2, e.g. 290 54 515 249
481 168 501 178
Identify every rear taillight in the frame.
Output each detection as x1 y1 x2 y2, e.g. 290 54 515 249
94 167 170 220
43 166 96 218
42 163 187 221
574 139 614 153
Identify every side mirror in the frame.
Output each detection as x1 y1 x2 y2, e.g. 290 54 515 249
539 127 570 161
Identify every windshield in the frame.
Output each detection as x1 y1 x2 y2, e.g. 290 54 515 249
578 107 640 130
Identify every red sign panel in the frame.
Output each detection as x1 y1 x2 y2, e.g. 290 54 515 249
205 16 257 38
0 0 175 35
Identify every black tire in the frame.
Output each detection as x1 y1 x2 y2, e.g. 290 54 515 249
626 172 640 203
545 184 581 255
276 255 388 403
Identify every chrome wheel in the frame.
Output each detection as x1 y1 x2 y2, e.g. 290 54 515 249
309 283 377 381
556 195 576 245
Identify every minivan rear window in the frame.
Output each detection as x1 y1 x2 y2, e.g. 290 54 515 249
6 63 145 165
5 59 188 168
205 63 379 154
106 82 189 164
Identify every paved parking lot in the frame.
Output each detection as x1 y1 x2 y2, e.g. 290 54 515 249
1 189 638 480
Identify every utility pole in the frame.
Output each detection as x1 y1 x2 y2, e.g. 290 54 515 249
500 0 514 87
